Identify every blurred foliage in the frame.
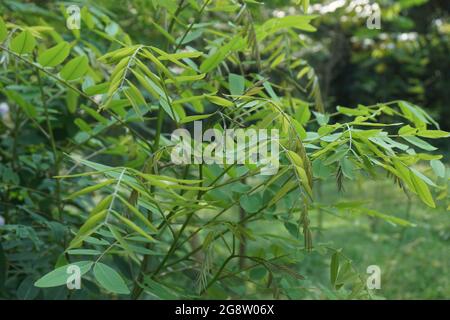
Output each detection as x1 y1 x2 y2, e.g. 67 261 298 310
306 0 450 135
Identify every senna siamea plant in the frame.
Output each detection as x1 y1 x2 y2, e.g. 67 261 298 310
0 1 448 300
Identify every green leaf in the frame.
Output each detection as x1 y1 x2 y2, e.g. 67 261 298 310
117 195 158 233
270 53 285 69
67 180 115 199
0 17 7 42
142 277 179 299
99 45 140 63
330 251 340 288
313 111 329 126
410 170 436 208
0 242 6 292
258 15 317 41
155 48 203 61
111 211 156 242
398 125 418 136
303 0 310 12
323 147 347 165
17 276 40 300
4 90 37 118
398 101 429 126
66 89 79 113
312 159 333 179
337 106 369 116
284 222 299 239
108 225 138 260
60 55 89 81
93 262 130 295
340 157 355 180
124 80 146 118
417 130 450 139
403 136 437 151
38 42 70 67
68 210 107 249
34 261 93 288
229 73 245 96
239 193 263 213
430 159 446 178
268 180 298 207
141 48 176 83
249 267 267 280
84 82 110 96
335 261 356 287
410 168 437 187
362 208 415 227
200 35 245 73
67 249 102 256
179 113 212 124
74 118 92 133
206 95 234 107
10 30 36 55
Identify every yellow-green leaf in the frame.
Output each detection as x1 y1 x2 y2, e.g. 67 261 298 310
10 30 36 55
60 55 89 81
206 95 234 107
66 179 114 199
0 17 7 42
112 211 155 242
330 251 340 287
69 210 107 249
117 195 158 233
38 42 70 67
410 170 436 208
179 113 212 124
417 130 450 139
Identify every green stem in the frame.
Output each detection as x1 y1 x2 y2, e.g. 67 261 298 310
151 164 203 277
165 175 296 270
131 104 165 299
174 0 211 52
34 57 62 220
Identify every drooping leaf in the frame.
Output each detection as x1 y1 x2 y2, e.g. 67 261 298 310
69 179 115 199
111 211 156 242
60 55 89 81
206 95 234 107
410 170 436 208
68 210 107 249
430 159 446 178
229 73 245 96
330 251 340 288
179 113 213 124
17 277 40 300
403 136 437 151
417 130 450 139
93 262 130 295
0 17 7 42
34 261 93 288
